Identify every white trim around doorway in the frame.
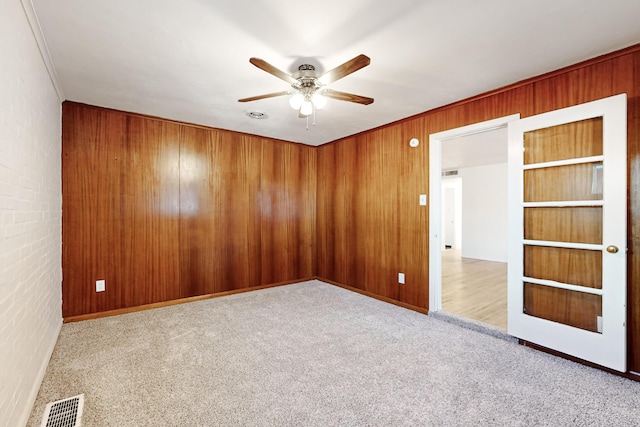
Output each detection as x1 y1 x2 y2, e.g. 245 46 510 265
428 114 520 313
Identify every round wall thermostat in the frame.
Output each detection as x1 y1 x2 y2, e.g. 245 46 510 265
409 138 419 147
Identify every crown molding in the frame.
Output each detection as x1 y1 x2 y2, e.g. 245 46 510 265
20 0 65 102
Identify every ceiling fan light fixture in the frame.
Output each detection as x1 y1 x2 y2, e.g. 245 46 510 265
289 93 304 110
300 100 313 116
240 54 373 125
311 93 327 110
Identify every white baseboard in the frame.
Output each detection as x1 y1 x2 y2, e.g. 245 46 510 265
18 318 63 427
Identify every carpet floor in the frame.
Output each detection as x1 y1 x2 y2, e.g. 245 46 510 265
28 280 640 426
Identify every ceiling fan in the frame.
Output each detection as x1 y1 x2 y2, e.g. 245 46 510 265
238 54 374 121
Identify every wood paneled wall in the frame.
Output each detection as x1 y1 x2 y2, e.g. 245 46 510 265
62 102 316 317
316 47 640 372
316 122 430 308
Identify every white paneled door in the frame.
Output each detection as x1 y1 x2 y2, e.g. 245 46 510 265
507 94 627 371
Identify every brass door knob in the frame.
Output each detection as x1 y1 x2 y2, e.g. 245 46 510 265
606 245 619 253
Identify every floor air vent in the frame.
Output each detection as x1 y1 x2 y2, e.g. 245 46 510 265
41 394 84 427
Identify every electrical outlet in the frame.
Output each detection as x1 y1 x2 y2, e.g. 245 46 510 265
398 273 405 284
96 279 105 292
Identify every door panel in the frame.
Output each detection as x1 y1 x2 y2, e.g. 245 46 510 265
523 283 602 332
524 246 602 289
524 207 602 244
508 93 627 372
523 117 603 163
524 162 603 202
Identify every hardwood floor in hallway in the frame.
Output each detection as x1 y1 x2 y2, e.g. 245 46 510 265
441 249 507 329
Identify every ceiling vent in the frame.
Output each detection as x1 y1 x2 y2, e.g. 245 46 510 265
246 111 268 119
442 170 459 177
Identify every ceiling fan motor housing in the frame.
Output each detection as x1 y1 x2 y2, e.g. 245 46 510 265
292 64 321 91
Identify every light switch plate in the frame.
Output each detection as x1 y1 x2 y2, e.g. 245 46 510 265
398 273 405 284
419 194 427 206
96 279 105 292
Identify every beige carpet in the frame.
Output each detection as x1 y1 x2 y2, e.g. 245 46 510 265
28 280 640 426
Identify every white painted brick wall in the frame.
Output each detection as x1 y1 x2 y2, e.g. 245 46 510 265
1 1 63 426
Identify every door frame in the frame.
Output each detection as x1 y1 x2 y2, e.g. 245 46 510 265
428 114 520 313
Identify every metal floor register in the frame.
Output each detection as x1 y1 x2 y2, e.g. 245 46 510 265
41 394 84 427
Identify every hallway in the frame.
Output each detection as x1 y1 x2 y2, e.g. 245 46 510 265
442 249 507 328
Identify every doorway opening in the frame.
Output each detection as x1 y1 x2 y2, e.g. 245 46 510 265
429 115 519 329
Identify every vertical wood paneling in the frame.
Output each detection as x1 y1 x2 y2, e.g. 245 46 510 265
260 141 316 284
533 60 614 114
398 118 429 308
295 144 317 278
283 142 316 279
178 125 214 297
121 116 181 306
626 51 640 371
422 109 451 136
179 129 262 296
260 141 291 284
316 143 334 280
227 134 262 290
342 138 360 287
317 138 355 286
230 135 263 291
447 85 535 126
350 136 369 290
363 128 400 300
62 103 125 317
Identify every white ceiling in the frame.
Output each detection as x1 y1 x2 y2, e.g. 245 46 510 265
442 128 508 170
32 0 640 146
